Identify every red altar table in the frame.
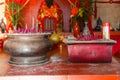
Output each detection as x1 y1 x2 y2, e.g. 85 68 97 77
0 43 120 80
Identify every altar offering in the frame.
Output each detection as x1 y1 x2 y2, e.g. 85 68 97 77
65 39 116 63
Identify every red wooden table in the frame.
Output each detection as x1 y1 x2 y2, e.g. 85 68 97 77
0 43 120 80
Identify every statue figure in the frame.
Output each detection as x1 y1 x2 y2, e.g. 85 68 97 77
94 17 102 31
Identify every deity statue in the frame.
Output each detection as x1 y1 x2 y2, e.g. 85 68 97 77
94 17 102 31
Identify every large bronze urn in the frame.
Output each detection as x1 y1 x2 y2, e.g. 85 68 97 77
3 33 52 66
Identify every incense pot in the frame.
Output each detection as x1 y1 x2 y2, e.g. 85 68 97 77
3 33 52 66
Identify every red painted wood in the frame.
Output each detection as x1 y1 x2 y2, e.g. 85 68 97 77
55 0 71 31
21 0 71 31
21 0 43 28
0 43 120 76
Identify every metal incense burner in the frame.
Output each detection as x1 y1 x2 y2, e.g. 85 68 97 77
3 33 52 66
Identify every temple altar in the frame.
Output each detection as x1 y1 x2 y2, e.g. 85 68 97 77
0 0 120 80
0 43 120 80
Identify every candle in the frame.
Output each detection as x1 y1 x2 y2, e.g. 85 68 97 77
59 44 62 54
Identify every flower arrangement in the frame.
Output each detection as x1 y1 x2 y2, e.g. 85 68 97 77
68 0 94 22
5 0 29 30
